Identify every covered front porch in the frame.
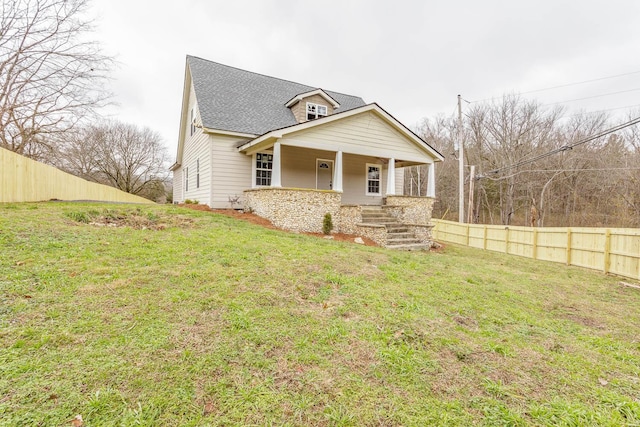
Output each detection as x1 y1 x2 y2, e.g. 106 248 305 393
244 141 436 204
237 104 442 247
241 141 437 248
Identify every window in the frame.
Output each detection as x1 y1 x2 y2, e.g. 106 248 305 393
196 159 200 188
190 108 196 136
255 153 273 186
306 102 328 120
185 167 189 192
366 164 381 195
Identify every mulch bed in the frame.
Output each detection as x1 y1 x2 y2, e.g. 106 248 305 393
178 204 378 247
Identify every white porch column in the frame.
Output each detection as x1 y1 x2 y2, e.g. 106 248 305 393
333 151 343 192
427 162 436 197
386 158 396 196
271 142 282 187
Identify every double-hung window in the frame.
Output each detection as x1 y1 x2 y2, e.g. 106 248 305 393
185 167 189 192
306 102 328 120
255 153 273 186
366 164 381 195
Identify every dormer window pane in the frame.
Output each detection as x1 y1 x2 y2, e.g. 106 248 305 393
306 102 328 120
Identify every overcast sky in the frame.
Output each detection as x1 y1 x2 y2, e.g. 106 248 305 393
90 0 640 157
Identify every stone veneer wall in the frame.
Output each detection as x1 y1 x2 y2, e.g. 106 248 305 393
354 224 387 247
244 188 341 233
337 205 362 235
408 224 435 245
384 195 435 225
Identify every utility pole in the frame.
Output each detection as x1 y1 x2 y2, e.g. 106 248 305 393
467 165 475 224
458 94 464 223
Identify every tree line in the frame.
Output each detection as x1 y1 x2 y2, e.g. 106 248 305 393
406 95 640 228
3 1 639 215
0 0 169 202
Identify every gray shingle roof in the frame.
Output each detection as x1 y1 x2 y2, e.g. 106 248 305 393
187 56 367 135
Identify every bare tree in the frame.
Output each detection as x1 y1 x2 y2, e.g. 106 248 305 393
0 0 111 160
409 115 458 219
467 95 563 225
59 121 169 201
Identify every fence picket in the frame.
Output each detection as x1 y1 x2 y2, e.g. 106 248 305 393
1 147 152 204
433 219 640 282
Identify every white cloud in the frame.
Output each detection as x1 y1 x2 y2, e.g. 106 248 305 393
89 0 640 156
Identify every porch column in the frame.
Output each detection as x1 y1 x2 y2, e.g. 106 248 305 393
333 151 343 192
386 158 396 196
427 162 435 197
271 142 282 187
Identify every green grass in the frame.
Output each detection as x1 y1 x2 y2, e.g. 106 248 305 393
1 202 640 426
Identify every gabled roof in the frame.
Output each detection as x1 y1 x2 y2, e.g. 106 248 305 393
188 56 366 135
237 103 445 162
284 89 340 108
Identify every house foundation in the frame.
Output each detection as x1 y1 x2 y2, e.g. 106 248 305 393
243 188 341 233
244 189 435 249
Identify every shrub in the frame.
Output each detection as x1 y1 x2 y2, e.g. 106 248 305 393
322 213 334 235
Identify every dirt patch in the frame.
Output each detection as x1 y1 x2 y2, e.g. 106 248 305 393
546 303 606 330
66 208 194 230
179 204 379 246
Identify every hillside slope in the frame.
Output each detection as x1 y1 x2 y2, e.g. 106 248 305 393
1 202 639 426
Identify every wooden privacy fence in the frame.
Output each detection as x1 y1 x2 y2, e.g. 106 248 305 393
432 219 640 281
0 147 152 204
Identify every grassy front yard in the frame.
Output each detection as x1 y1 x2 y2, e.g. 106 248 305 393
1 202 639 426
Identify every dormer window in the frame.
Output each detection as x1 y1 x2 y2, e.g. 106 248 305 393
307 102 328 121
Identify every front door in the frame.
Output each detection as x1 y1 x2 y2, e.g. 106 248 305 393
316 159 333 190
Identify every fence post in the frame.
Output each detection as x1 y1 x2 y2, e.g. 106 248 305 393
483 225 488 250
505 227 510 254
532 229 538 260
566 228 572 266
603 229 611 274
466 224 470 246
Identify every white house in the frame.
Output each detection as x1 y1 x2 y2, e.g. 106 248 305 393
171 56 443 248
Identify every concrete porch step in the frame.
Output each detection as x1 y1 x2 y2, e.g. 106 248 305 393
360 213 395 219
387 238 422 245
387 232 415 239
360 217 396 222
385 242 431 251
386 225 409 232
357 205 430 251
362 220 400 226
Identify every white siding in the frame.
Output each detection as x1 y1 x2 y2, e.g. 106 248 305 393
341 153 386 205
173 168 183 203
280 111 433 163
395 167 404 195
281 146 334 189
181 84 212 205
279 147 393 204
210 134 252 208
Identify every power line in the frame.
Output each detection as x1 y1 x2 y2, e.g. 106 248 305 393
480 116 640 178
562 103 640 118
511 167 640 173
542 87 640 107
477 166 640 182
469 69 640 104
